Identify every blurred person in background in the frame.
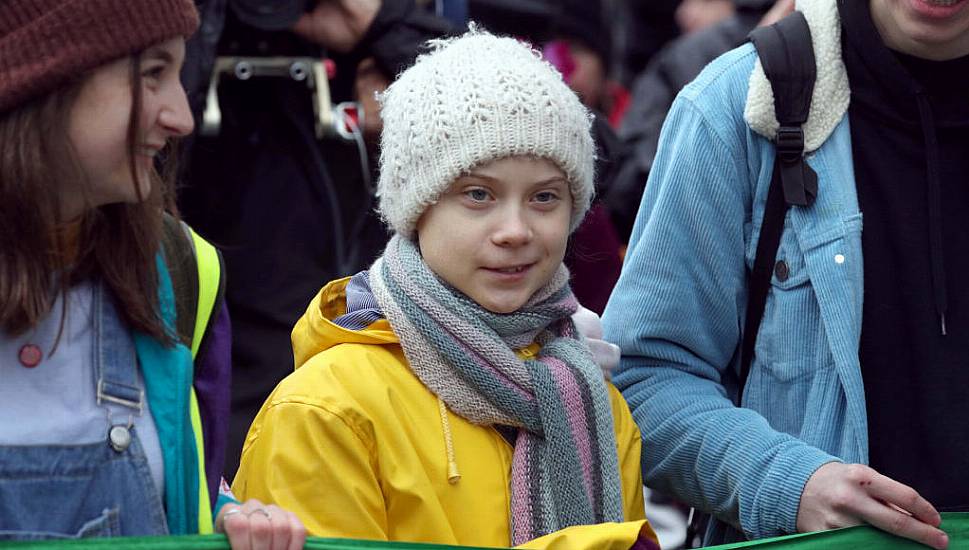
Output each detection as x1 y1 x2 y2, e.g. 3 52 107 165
609 0 790 242
675 0 736 34
179 0 452 478
613 0 683 85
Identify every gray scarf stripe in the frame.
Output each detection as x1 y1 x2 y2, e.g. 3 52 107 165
371 259 511 424
380 259 541 427
388 246 535 388
530 359 598 527
542 335 623 522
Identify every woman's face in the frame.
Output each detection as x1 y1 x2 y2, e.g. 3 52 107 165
64 37 193 218
416 156 573 314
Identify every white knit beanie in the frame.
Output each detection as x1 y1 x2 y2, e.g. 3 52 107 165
376 28 596 239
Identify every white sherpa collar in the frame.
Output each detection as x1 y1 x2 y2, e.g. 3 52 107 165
743 0 850 152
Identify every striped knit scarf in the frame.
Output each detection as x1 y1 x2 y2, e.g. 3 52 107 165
368 235 624 545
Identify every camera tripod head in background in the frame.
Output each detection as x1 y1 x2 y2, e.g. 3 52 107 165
201 56 361 141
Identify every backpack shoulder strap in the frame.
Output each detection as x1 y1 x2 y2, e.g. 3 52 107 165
750 12 816 135
159 215 224 532
159 214 224 360
186 227 223 360
685 17 820 544
738 12 818 403
161 214 199 350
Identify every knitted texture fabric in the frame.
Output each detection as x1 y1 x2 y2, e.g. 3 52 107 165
376 29 596 239
368 236 624 545
0 0 199 113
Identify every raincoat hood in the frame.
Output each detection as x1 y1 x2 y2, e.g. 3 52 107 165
292 277 398 369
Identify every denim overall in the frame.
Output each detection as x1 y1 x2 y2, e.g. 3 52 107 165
0 284 168 539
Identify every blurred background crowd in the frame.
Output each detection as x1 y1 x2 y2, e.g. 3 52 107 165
175 2 791 546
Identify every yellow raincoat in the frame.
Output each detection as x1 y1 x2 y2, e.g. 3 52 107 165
233 278 657 549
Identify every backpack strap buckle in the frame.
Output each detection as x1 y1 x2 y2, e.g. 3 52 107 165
775 125 817 208
776 126 805 160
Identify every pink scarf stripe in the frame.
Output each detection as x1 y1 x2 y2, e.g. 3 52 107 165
510 436 535 541
546 356 596 500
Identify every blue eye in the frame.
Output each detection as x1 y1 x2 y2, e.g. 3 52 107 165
534 191 559 203
466 189 490 202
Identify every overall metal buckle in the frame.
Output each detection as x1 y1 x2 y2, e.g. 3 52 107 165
96 379 144 415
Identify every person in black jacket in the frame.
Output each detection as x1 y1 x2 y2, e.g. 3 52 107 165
178 0 452 477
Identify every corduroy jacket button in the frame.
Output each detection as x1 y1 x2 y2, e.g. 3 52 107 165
774 260 790 283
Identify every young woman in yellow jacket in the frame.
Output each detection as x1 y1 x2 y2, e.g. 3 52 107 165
233 29 658 550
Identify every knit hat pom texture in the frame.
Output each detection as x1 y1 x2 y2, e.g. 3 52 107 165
377 29 596 239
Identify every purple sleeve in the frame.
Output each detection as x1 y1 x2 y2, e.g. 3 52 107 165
629 536 662 550
193 301 232 507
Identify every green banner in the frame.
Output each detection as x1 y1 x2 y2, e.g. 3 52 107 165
2 514 967 549
704 512 969 550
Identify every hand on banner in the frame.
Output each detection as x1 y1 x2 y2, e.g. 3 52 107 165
797 462 948 549
218 498 307 550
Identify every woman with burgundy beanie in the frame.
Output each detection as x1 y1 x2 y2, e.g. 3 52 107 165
0 1 304 546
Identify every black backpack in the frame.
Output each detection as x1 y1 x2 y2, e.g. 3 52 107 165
739 11 819 402
687 11 819 546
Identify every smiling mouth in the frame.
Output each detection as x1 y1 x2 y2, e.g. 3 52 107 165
138 140 167 156
484 264 534 275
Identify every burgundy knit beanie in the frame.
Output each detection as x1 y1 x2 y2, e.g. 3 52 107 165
0 0 199 113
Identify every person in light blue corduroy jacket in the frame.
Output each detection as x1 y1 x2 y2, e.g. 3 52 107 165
603 0 969 548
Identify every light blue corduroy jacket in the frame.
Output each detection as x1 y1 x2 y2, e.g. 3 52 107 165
603 37 869 545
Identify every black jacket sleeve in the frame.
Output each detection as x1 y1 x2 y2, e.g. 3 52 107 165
352 0 455 79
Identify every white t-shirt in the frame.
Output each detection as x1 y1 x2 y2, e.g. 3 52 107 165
0 281 165 497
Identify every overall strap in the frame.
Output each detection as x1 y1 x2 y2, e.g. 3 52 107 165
93 282 144 414
738 12 818 404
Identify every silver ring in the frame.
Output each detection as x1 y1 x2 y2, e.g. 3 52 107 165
249 507 272 520
222 508 244 519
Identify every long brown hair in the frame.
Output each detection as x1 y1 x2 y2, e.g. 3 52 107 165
0 55 177 344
